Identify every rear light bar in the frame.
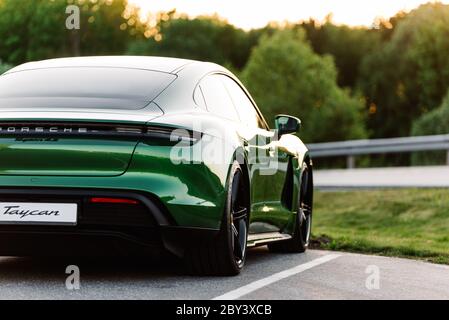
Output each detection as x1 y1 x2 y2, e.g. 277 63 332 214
89 197 139 205
0 122 200 143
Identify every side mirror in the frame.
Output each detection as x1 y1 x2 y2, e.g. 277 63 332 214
275 114 301 136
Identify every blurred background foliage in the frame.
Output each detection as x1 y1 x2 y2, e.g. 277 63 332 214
412 91 449 165
1 1 449 164
241 29 366 143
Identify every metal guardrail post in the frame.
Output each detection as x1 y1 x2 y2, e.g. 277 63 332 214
347 155 355 169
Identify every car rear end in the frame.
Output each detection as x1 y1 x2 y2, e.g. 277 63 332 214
0 61 226 257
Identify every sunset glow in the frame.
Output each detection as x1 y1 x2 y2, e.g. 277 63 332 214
129 0 448 29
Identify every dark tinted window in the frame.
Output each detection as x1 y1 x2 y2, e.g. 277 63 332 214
0 67 176 110
200 74 240 122
222 76 265 129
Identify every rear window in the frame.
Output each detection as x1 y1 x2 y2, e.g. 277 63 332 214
0 67 176 110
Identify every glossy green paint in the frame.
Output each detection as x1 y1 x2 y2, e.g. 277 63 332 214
0 138 138 176
0 139 228 229
255 154 304 235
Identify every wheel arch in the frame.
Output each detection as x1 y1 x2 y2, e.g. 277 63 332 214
233 148 251 219
302 153 314 209
291 152 313 213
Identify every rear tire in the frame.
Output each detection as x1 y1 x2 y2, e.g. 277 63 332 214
268 161 313 253
184 161 249 276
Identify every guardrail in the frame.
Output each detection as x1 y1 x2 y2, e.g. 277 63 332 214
307 134 449 168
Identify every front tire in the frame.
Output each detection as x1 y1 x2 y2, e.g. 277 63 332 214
184 161 249 276
268 161 313 253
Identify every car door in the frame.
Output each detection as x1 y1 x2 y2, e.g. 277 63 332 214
221 76 292 234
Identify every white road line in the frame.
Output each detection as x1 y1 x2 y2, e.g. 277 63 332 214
212 254 341 300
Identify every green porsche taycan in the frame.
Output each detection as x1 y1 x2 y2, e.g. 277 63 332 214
0 56 313 275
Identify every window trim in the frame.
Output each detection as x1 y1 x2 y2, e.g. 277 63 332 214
193 83 207 110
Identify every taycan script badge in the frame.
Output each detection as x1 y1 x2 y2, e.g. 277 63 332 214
1 205 60 219
0 203 78 225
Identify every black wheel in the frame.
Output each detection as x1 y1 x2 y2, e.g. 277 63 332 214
184 161 249 275
268 161 313 253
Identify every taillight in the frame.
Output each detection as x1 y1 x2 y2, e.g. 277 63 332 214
89 197 139 205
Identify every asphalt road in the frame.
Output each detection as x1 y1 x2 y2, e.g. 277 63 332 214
314 166 449 188
0 248 448 300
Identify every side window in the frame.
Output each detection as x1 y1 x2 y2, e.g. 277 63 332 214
199 74 240 122
222 76 266 129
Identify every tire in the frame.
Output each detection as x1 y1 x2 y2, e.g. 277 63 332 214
184 161 249 276
268 161 313 253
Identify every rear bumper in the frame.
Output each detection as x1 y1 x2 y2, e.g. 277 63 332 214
0 188 220 257
0 140 228 230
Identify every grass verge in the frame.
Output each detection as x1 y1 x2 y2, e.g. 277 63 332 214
311 188 449 265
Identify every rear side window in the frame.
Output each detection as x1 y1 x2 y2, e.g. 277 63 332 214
221 76 266 129
199 74 240 122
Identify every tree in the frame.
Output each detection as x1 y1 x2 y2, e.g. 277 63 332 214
358 3 449 139
0 0 39 64
241 29 366 143
0 0 143 65
300 20 381 88
127 14 261 70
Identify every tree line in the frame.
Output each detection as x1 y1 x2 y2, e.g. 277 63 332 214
1 1 449 165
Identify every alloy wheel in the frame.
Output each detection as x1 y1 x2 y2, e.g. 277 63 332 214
230 170 248 267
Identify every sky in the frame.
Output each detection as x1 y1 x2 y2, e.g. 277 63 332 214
129 0 448 29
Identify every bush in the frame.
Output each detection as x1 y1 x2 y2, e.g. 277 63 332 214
411 90 449 165
241 29 366 143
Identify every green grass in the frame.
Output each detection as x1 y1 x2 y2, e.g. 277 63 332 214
311 188 449 265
